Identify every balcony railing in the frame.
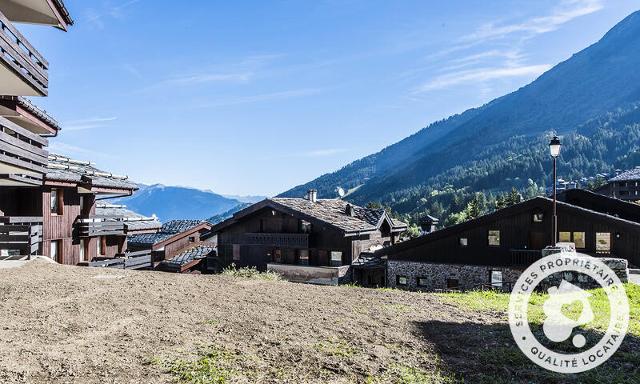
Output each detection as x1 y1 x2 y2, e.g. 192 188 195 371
88 250 152 270
76 216 126 237
0 10 48 96
223 233 309 249
0 115 48 185
509 249 543 266
0 216 42 256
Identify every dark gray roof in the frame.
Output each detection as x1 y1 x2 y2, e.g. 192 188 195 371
46 154 137 190
610 168 640 182
271 198 407 233
0 96 61 131
159 245 216 269
95 203 161 232
212 198 407 235
128 220 205 247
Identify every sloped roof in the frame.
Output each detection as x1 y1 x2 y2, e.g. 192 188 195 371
159 245 216 270
128 220 207 247
609 168 640 182
46 154 137 191
95 203 161 233
212 198 407 235
0 96 61 132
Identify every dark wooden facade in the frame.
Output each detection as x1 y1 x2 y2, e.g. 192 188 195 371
213 200 404 271
379 193 640 268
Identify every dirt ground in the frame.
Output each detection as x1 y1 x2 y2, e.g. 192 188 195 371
0 260 498 383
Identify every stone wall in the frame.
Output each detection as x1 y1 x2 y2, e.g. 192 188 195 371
541 257 629 289
387 260 522 291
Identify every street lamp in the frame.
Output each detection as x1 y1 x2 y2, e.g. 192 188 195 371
549 136 562 245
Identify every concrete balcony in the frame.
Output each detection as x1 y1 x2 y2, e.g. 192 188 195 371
0 10 48 96
0 0 73 30
0 216 42 257
0 115 48 186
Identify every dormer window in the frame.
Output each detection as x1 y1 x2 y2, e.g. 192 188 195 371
533 210 544 223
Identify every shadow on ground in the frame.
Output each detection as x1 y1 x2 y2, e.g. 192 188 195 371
413 320 639 384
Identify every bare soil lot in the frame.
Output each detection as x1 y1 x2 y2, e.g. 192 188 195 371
0 261 636 383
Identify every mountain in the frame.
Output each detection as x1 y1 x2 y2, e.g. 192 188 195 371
280 11 640 223
114 184 245 222
207 203 252 225
222 195 266 204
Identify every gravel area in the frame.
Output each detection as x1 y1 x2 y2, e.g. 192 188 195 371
0 260 496 383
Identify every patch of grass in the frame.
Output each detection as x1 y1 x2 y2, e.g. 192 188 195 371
314 339 357 358
367 364 459 384
221 264 282 281
154 346 236 384
439 283 640 337
383 303 412 313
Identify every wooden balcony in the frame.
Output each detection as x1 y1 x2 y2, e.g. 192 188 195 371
88 250 152 270
75 216 126 237
0 216 42 256
224 233 309 249
509 249 542 266
0 10 48 96
0 115 48 186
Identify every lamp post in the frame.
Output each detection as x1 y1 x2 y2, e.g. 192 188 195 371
549 136 562 245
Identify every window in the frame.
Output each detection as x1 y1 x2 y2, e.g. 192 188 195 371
417 277 430 287
188 236 196 243
299 220 312 233
488 230 500 246
273 249 282 263
459 238 468 247
50 188 63 215
596 232 611 253
559 232 571 243
232 244 241 261
297 249 309 265
330 251 342 266
533 211 544 223
50 240 61 262
491 270 503 288
573 232 586 249
397 276 408 286
97 236 106 256
446 279 459 289
79 239 85 262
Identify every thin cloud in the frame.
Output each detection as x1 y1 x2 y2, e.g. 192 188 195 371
64 116 117 131
303 148 348 157
159 72 252 87
85 0 143 29
414 64 551 93
463 0 603 42
49 142 112 158
190 88 326 109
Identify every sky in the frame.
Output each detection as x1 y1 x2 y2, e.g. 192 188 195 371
19 0 640 196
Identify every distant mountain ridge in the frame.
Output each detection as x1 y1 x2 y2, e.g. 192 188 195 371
113 184 263 222
280 11 640 221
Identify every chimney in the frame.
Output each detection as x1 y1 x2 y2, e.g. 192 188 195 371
345 204 354 217
307 189 318 203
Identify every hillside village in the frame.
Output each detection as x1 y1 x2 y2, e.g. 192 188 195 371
0 1 639 383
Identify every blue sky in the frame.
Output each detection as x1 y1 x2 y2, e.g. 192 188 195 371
20 0 639 196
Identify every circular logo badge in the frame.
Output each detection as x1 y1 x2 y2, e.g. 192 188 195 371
508 252 630 374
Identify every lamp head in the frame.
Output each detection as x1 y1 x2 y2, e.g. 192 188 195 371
549 136 561 158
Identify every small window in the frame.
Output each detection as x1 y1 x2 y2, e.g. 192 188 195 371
533 211 544 223
488 230 500 246
491 270 503 288
299 220 312 233
50 240 61 262
298 249 309 265
97 236 106 256
596 232 611 253
50 188 63 215
459 238 468 247
397 276 408 286
330 251 343 266
559 232 571 243
232 244 241 261
188 236 196 243
573 232 586 249
446 278 459 289
417 277 429 287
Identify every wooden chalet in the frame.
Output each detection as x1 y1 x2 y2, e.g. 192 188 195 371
595 167 640 202
380 189 640 291
156 245 217 273
0 1 71 258
127 220 212 266
209 189 407 285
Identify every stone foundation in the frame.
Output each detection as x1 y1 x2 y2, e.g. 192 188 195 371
387 260 522 291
